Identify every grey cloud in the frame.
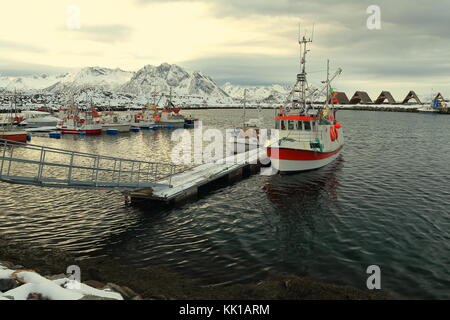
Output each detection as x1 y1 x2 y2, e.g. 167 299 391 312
0 40 46 53
0 59 73 76
67 24 132 43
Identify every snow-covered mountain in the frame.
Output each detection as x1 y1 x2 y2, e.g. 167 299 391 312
0 73 68 91
0 67 133 93
121 63 229 98
0 63 290 107
45 67 133 93
221 82 291 102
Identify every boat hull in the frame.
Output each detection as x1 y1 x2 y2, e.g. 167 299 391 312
267 146 343 172
0 132 29 143
158 121 185 128
60 129 102 135
101 124 131 132
418 110 439 114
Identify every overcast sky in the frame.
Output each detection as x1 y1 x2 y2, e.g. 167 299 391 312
1 0 449 98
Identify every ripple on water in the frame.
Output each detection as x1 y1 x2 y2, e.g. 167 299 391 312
1 110 449 298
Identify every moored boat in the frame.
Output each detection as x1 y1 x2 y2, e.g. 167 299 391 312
266 30 344 173
0 130 29 143
57 104 102 135
20 111 61 128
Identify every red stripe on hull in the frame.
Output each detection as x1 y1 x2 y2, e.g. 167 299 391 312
0 134 28 143
267 146 343 161
60 129 102 135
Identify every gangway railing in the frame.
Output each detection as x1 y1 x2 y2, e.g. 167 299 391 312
0 139 185 191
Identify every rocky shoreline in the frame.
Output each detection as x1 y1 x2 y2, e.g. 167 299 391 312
0 236 391 300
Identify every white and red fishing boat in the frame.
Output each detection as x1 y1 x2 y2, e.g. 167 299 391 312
0 93 30 143
266 31 344 172
132 105 160 129
57 104 102 135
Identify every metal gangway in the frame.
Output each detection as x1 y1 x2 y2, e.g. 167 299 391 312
0 139 185 191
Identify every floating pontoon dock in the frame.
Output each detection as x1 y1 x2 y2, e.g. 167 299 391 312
124 148 269 204
0 139 269 206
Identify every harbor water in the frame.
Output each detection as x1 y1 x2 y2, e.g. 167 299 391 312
0 109 449 299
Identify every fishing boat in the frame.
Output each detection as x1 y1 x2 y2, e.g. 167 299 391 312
158 90 186 128
100 111 132 132
418 94 446 114
57 102 102 135
132 105 160 129
228 89 265 153
0 95 29 142
266 30 344 172
0 130 29 143
20 110 61 128
417 106 440 114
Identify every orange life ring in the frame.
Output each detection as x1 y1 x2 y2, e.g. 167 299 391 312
330 126 337 141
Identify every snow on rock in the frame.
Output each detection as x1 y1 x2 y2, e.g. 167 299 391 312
0 264 123 300
120 63 232 105
221 82 291 102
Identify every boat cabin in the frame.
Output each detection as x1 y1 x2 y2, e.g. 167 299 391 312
275 116 318 131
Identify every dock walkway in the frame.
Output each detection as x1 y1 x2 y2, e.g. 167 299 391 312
125 148 268 203
0 139 269 205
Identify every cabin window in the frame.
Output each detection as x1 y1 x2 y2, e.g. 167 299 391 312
311 121 316 130
297 121 303 130
281 120 286 130
288 120 294 130
304 121 311 131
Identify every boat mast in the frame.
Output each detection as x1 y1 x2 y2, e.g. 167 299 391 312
325 59 330 108
243 88 247 126
297 24 313 111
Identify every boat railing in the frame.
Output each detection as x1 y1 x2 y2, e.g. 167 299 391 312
0 139 186 191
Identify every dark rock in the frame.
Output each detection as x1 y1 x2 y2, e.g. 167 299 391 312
46 274 67 281
87 268 104 282
79 295 117 300
83 280 106 289
104 283 135 300
27 293 49 300
0 278 18 292
0 261 15 269
149 294 167 300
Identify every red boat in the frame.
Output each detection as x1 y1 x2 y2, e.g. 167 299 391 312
0 131 29 143
57 106 102 135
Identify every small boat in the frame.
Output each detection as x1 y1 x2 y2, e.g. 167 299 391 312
0 130 29 143
418 95 445 114
57 103 102 135
20 111 61 128
0 93 30 143
184 115 199 128
157 89 187 128
229 90 265 153
100 111 132 132
266 31 344 173
417 106 439 114
158 109 185 128
132 105 159 129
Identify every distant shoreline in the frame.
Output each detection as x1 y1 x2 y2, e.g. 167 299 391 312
1 105 449 114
